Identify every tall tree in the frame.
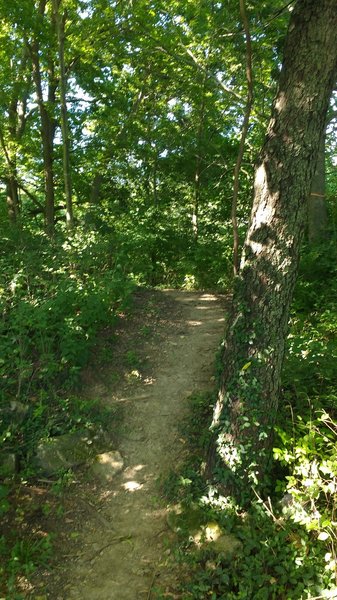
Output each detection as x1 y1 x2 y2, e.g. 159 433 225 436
206 0 337 496
0 25 32 223
231 0 253 275
307 106 337 244
53 0 74 229
28 0 57 236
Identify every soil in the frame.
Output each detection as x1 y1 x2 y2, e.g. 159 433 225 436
27 288 228 600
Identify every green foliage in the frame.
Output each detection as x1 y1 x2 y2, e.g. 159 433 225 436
0 221 133 595
172 502 334 600
0 484 10 516
103 197 233 290
267 244 337 598
274 406 337 543
160 402 337 599
0 225 134 468
125 350 141 368
0 533 52 598
284 244 337 393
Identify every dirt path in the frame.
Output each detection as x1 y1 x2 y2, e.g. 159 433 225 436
46 290 227 599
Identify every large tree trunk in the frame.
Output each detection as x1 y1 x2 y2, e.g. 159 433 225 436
206 0 337 498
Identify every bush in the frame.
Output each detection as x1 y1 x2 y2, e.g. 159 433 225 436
0 225 134 471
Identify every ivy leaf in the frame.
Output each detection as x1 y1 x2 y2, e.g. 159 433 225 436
241 361 251 371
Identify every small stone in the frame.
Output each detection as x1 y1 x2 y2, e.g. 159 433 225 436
91 543 100 552
193 523 242 558
209 532 242 557
89 451 124 482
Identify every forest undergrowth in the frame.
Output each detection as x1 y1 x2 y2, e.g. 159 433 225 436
0 217 337 598
0 213 230 597
0 222 135 596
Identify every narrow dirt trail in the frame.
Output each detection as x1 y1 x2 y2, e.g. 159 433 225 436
51 290 226 600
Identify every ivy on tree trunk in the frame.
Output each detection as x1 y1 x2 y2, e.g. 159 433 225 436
206 0 337 498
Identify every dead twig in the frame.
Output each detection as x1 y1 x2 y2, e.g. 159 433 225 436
84 535 133 563
78 496 116 532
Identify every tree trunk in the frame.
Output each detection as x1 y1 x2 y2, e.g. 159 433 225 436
29 4 56 237
0 131 20 224
0 46 30 225
231 0 253 275
308 132 328 243
206 0 337 498
5 177 20 223
53 0 74 229
90 173 104 204
192 68 208 240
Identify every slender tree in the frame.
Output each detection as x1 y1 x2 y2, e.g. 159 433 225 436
307 107 337 244
231 0 253 275
28 0 57 236
0 38 31 224
53 0 74 229
192 65 208 240
206 0 337 496
308 132 327 243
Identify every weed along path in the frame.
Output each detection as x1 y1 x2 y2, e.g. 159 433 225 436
42 290 227 599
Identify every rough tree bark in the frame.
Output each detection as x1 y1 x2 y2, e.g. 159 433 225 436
206 0 337 497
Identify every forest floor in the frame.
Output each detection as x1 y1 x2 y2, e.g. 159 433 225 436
28 288 228 599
